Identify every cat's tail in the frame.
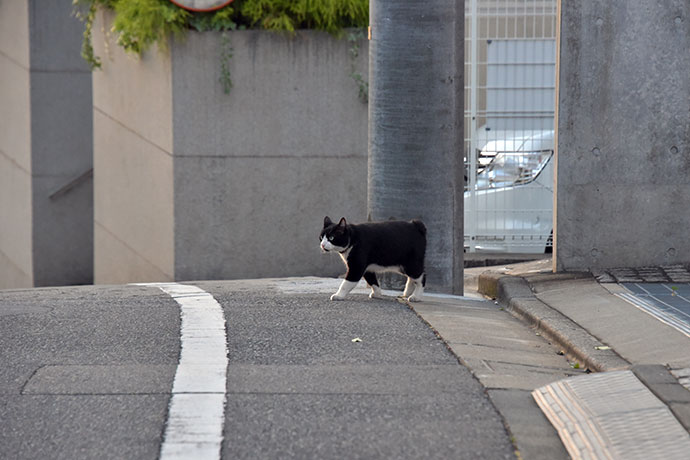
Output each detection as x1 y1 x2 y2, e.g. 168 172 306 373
411 219 427 237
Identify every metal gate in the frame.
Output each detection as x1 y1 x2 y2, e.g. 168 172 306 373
464 0 558 253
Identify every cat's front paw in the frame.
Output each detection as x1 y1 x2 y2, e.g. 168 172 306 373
369 287 384 299
330 293 347 301
406 294 423 302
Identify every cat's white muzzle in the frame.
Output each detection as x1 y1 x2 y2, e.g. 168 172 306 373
320 236 344 253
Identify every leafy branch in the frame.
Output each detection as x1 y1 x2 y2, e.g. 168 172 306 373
73 0 369 98
347 29 368 103
219 32 234 94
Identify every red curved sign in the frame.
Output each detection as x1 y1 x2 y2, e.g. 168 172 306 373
168 0 234 13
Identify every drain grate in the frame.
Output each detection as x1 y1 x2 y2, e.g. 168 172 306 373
617 283 690 338
594 265 690 284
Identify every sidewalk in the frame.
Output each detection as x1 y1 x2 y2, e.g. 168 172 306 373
430 259 690 460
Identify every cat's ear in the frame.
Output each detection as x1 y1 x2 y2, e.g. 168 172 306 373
323 216 333 228
338 217 347 227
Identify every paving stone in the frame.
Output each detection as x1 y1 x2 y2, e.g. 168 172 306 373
601 265 690 284
671 367 690 391
533 370 690 460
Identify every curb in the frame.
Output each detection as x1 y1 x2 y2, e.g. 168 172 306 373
478 272 630 372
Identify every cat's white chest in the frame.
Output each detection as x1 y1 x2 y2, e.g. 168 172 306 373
338 250 351 265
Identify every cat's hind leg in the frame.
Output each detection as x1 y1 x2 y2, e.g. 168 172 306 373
363 272 383 299
406 274 425 302
403 277 416 298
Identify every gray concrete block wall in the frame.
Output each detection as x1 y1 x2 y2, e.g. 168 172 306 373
30 70 94 286
93 108 175 284
556 0 690 271
1 0 93 288
30 0 94 287
172 31 368 281
92 9 175 284
171 31 368 159
0 1 33 288
173 156 366 281
93 22 368 283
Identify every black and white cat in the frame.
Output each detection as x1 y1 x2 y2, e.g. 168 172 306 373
319 216 427 302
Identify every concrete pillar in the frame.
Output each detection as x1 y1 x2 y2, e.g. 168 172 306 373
556 0 690 271
368 0 464 294
0 0 93 288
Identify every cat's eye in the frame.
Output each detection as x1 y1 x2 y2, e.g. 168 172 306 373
328 236 334 241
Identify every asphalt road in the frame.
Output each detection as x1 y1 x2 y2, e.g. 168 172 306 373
0 280 515 459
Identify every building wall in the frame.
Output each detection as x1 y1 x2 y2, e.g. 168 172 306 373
92 10 175 284
556 0 690 270
1 0 93 289
0 1 32 289
29 0 94 287
92 25 368 283
171 31 368 281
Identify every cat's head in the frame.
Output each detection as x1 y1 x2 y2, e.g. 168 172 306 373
320 216 350 253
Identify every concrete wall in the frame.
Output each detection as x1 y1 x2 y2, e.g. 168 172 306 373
92 10 175 285
0 0 93 289
556 0 690 271
0 0 32 288
93 20 368 283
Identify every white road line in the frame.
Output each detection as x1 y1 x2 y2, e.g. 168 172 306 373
134 283 228 460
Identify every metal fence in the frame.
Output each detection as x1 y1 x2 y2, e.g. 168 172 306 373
464 0 558 253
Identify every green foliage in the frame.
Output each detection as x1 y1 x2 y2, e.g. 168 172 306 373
347 29 368 103
74 0 369 97
74 0 238 60
219 32 234 94
73 0 116 70
75 0 369 59
112 0 191 54
77 2 101 69
238 0 368 35
188 7 240 33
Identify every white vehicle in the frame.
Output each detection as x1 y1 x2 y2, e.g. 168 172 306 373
464 130 554 254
